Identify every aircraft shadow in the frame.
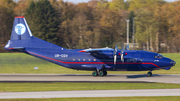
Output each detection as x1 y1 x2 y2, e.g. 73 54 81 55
126 74 162 79
59 74 91 76
57 74 164 78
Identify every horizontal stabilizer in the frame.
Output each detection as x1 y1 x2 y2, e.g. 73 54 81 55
7 47 24 51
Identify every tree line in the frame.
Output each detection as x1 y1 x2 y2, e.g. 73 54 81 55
0 0 180 53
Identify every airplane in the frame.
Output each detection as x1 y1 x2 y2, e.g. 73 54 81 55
4 16 176 77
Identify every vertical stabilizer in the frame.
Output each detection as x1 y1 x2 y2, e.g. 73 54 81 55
5 16 64 50
11 16 33 40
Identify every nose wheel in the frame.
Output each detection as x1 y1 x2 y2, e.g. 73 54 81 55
147 71 152 77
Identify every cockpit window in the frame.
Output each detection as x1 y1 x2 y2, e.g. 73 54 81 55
154 54 163 59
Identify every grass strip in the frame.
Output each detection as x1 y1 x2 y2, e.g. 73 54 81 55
0 82 180 92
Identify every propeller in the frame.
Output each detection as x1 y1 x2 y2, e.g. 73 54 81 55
114 45 118 65
114 43 128 65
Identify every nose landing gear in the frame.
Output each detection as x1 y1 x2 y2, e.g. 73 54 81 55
147 71 152 77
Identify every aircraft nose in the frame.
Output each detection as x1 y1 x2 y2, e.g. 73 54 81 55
170 60 176 66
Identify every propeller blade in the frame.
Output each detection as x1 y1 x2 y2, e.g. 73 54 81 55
121 44 124 62
114 45 117 53
113 44 118 65
114 55 117 65
121 54 124 62
125 44 129 50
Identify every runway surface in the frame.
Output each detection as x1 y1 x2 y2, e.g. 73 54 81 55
0 89 180 99
0 74 180 84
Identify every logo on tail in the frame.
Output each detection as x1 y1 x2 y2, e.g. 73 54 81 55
15 23 26 35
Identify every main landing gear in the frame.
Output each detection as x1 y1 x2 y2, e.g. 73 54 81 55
92 70 153 77
92 71 107 77
147 71 152 77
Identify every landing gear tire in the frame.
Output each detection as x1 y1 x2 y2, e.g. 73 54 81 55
147 72 152 77
92 71 98 77
99 71 104 77
103 71 107 76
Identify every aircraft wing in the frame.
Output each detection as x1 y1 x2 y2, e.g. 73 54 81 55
79 48 114 59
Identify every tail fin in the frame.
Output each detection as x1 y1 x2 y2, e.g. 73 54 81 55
5 16 64 50
11 16 33 40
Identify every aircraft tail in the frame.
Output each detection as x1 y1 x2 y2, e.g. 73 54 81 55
5 16 64 50
10 16 33 40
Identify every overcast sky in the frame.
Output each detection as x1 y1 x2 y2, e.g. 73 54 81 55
63 0 179 4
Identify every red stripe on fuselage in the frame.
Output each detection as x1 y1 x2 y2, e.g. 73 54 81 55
142 63 161 69
28 51 161 69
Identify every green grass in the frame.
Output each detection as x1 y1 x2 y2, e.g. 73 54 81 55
0 53 90 74
1 96 180 101
0 53 179 74
0 82 180 92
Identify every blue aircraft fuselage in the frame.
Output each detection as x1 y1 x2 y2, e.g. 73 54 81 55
24 47 175 71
